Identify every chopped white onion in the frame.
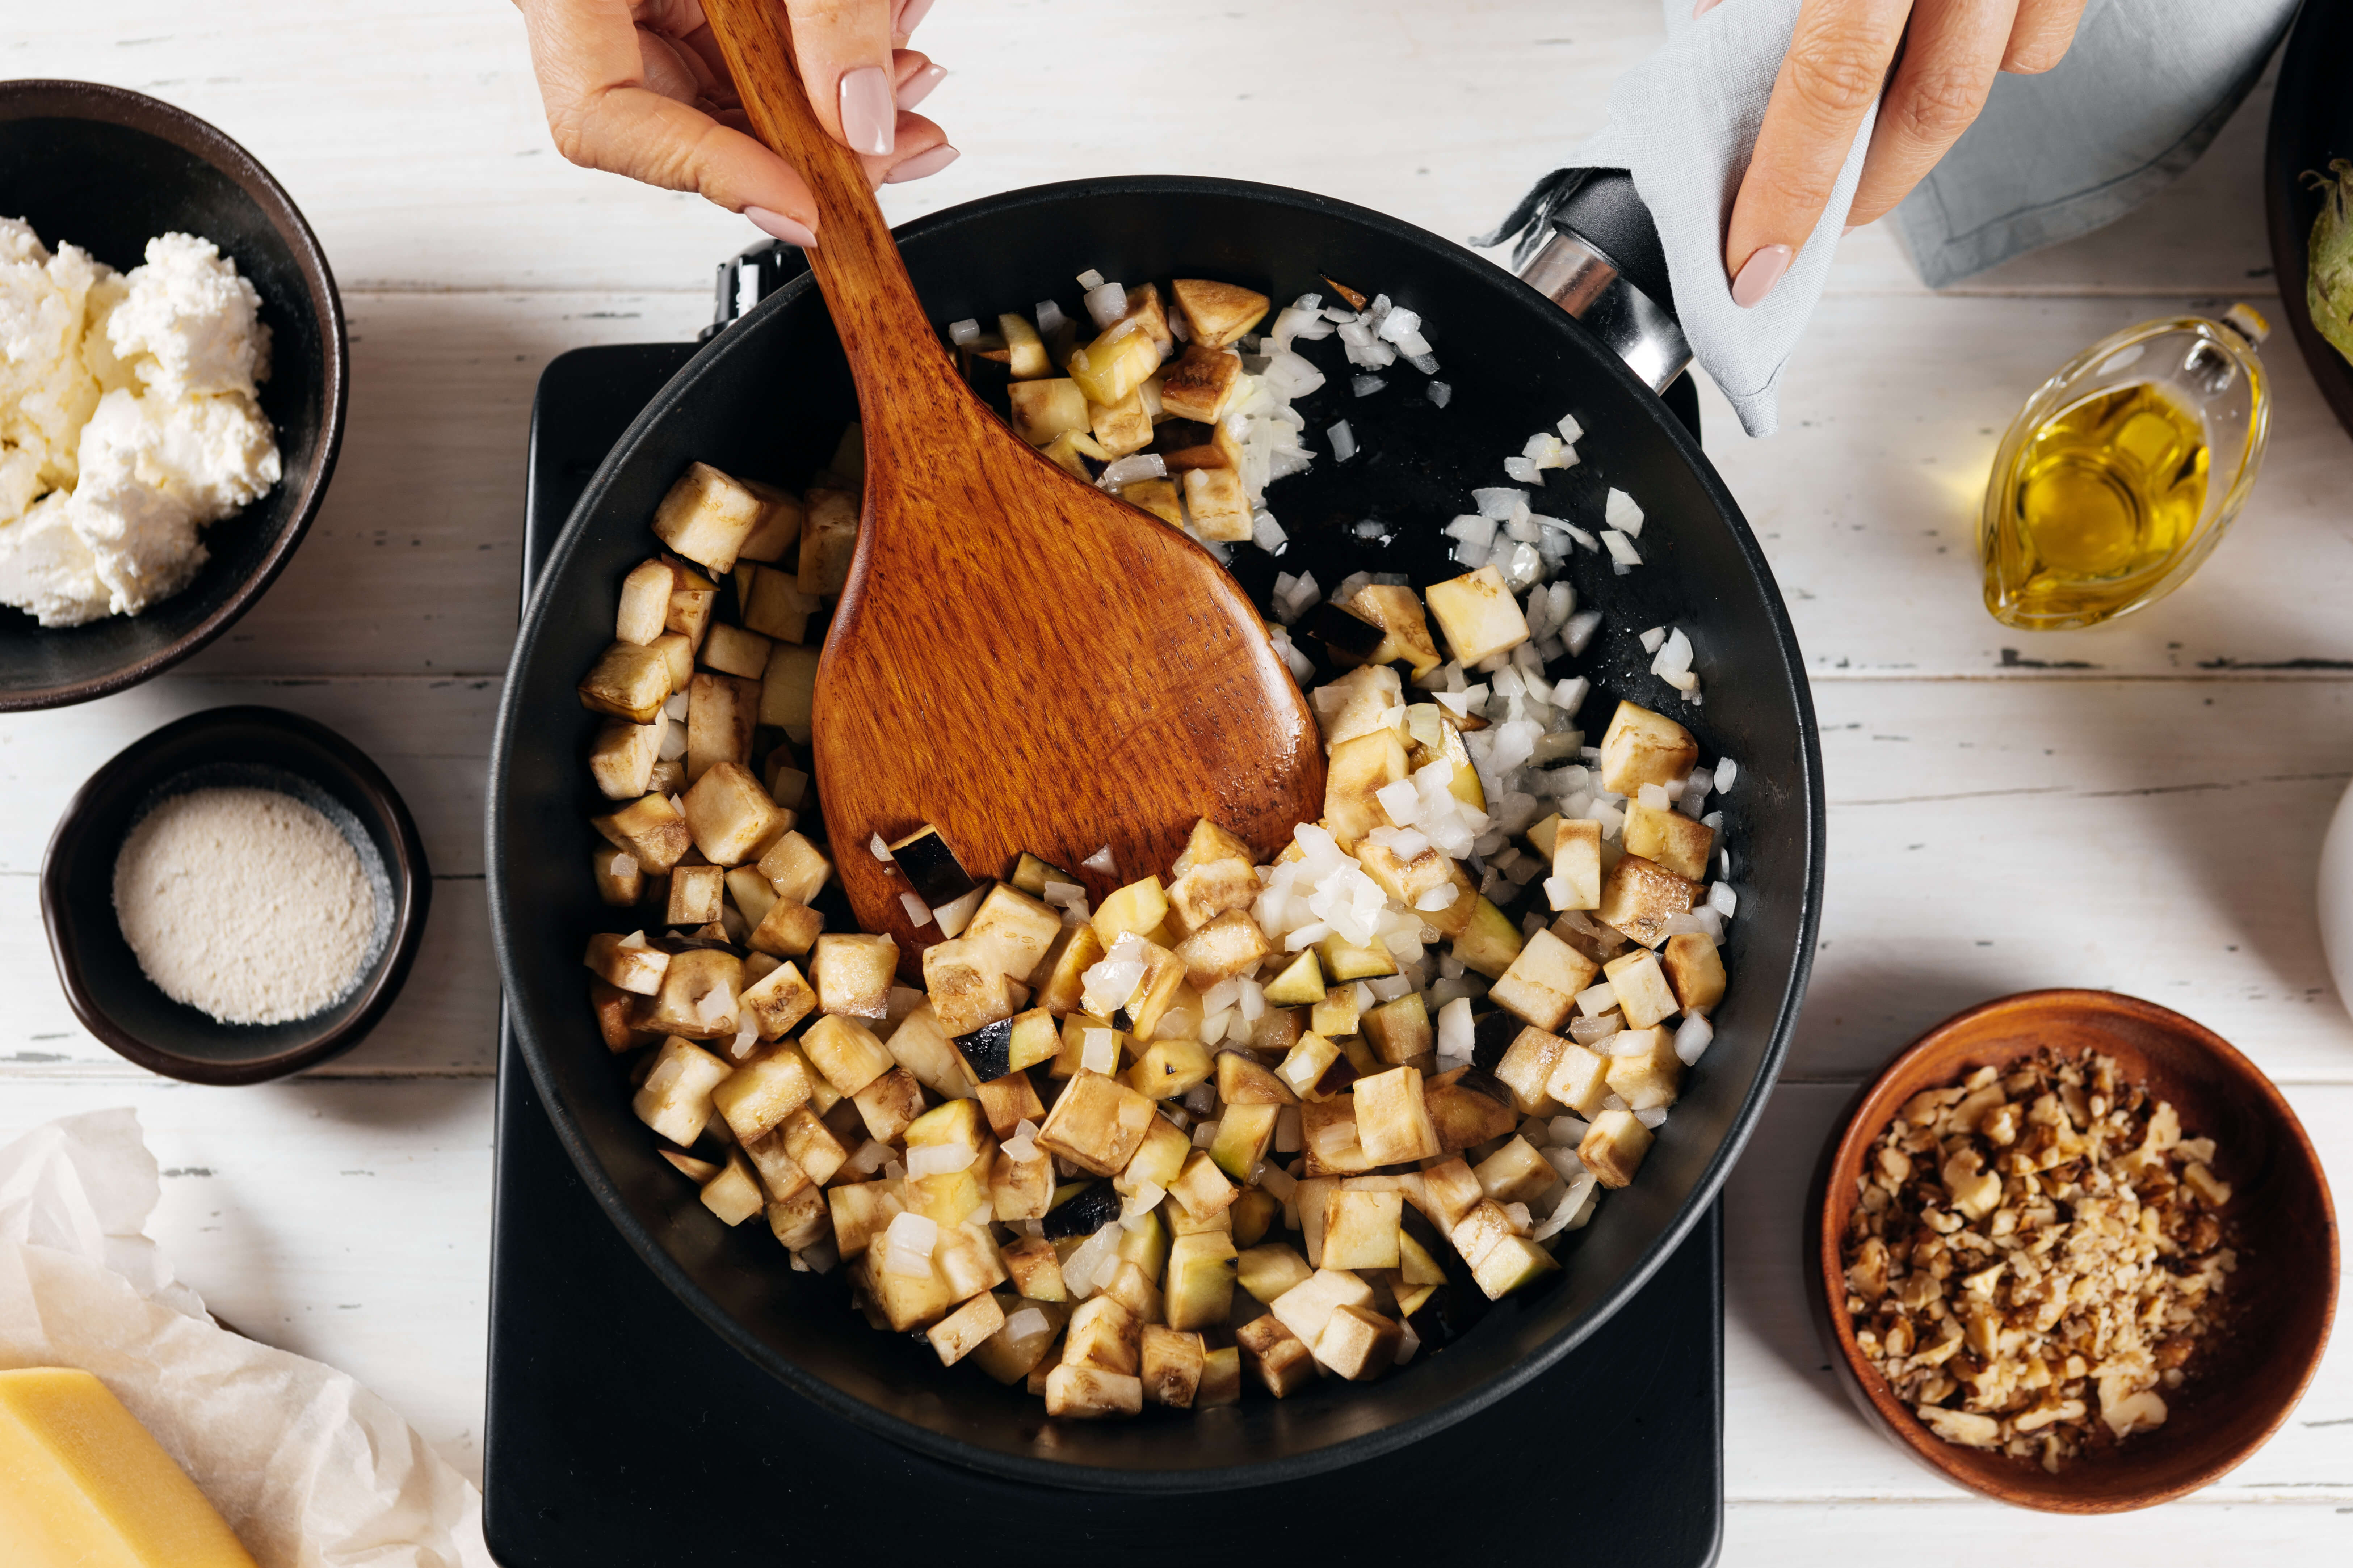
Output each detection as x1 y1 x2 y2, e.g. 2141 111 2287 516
1081 844 1118 875
1429 380 1453 407
1329 421 1357 462
1673 1012 1715 1066
900 892 934 926
947 317 982 345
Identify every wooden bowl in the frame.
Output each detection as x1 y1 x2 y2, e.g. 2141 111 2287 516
0 81 347 709
38 706 429 1084
1807 989 2338 1512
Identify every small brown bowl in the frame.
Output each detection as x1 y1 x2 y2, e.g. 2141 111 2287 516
1807 989 2337 1512
39 706 429 1084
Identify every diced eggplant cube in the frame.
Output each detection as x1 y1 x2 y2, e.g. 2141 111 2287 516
974 1070 1045 1140
1299 1095 1376 1176
1033 924 1105 1017
1216 1050 1296 1106
1066 326 1159 407
1550 818 1603 911
1471 1234 1561 1300
732 476 803 564
1353 838 1467 923
1422 1066 1518 1152
1425 565 1530 666
799 1013 895 1097
1168 1149 1237 1221
757 829 833 905
774 1107 849 1186
1320 1188 1403 1271
928 1290 1006 1367
1596 854 1696 949
1209 1102 1281 1182
1314 1303 1403 1381
1158 343 1244 423
748 897 823 958
685 672 758 783
679 760 783 866
665 863 724 927
1007 377 1091 445
1170 279 1270 348
710 1044 815 1143
1261 950 1327 1007
740 564 817 644
766 1182 832 1251
1579 1107 1655 1188
649 630 695 691
1164 855 1258 938
1127 1038 1213 1102
1237 1243 1314 1307
740 961 817 1040
1474 1135 1556 1206
1358 994 1430 1066
1544 1041 1613 1118
1488 927 1601 1033
1121 1115 1191 1193
1001 1235 1067 1302
1036 1070 1157 1177
1091 876 1168 945
828 1180 902 1260
579 640 672 724
589 718 661 802
698 1150 765 1225
1324 728 1409 844
1121 939 1189 1039
1268 1267 1375 1349
592 846 644 909
631 1036 732 1147
861 1249 956 1333
1044 1363 1143 1419
584 931 669 995
643 948 743 1039
1598 701 1699 795
1341 583 1443 678
1120 477 1183 526
616 559 677 645
1172 910 1272 990
758 643 820 742
1181 465 1253 541
1090 387 1154 458
1447 1198 1517 1271
964 884 1062 982
701 622 773 681
665 569 717 652
1353 1065 1444 1165
995 312 1051 379
1663 933 1727 1014
652 461 762 575
922 935 1014 1037
812 932 898 1020
990 1145 1054 1223
588 976 658 1051
1492 1026 1569 1116
1140 1323 1207 1407
850 1065 926 1143
1102 1257 1162 1323
797 488 858 596
1623 801 1715 883
1064 1295 1141 1374
1603 1025 1682 1111
882 826 972 908
1603 949 1680 1029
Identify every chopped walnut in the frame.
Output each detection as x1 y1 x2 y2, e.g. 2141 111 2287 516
1841 1048 2234 1471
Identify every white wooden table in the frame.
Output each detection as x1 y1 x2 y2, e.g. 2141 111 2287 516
8 4 2349 1559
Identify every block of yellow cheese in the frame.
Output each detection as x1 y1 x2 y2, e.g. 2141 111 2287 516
0 1367 259 1568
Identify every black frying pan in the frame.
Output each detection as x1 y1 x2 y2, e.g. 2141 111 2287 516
486 174 1824 1490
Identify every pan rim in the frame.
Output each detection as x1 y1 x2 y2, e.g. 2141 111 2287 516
487 173 1824 1492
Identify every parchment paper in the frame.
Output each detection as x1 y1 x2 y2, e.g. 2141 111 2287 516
0 1107 492 1568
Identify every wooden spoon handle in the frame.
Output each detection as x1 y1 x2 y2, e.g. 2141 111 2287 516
700 0 947 387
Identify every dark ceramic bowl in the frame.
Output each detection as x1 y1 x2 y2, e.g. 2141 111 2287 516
1808 990 2338 1512
0 80 346 709
40 706 429 1084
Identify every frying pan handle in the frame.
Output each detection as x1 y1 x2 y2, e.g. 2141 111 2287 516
1514 169 1692 395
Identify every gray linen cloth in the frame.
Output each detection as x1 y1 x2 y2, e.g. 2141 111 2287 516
1491 0 2297 436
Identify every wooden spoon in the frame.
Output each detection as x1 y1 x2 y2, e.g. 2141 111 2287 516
702 1 1325 953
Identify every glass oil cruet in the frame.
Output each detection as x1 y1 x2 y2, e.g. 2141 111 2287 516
1980 304 2271 631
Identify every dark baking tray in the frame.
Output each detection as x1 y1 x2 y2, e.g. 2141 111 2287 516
2266 0 2353 442
481 338 1723 1567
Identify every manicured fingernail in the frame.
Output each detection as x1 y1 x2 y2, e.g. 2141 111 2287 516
744 207 817 248
896 0 937 34
897 63 948 112
1731 243 1793 308
885 143 959 184
839 66 895 156
1692 0 1724 16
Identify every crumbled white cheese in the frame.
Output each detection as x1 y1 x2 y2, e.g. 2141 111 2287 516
0 222 279 625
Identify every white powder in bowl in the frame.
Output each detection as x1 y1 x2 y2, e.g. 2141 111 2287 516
112 784 378 1025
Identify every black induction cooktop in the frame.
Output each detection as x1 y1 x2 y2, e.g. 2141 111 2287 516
480 331 1724 1568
